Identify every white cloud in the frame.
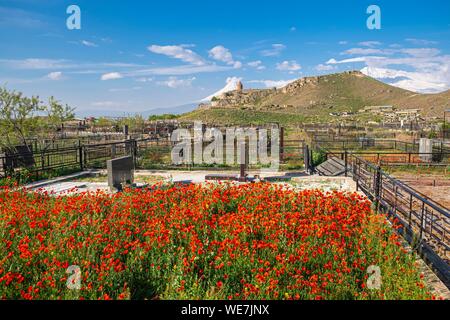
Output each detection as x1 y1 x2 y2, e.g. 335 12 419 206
0 59 142 71
109 87 142 92
405 38 438 46
261 44 286 57
208 46 242 69
248 79 297 89
233 61 242 69
276 60 302 72
400 48 440 58
247 60 266 70
135 77 154 82
148 45 205 66
315 64 335 72
361 66 449 93
91 101 121 107
129 64 233 76
358 41 382 47
101 72 123 81
157 76 196 88
338 41 348 45
46 71 63 80
327 45 450 93
0 58 72 70
81 40 98 47
0 7 45 28
343 48 391 55
327 57 372 64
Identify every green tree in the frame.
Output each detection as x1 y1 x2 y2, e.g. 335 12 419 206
118 114 146 133
0 87 75 152
148 114 178 121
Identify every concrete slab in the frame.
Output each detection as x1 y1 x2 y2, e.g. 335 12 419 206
291 175 358 193
26 170 96 190
316 157 346 176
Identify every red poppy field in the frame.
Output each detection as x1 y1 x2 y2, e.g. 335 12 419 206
0 183 433 300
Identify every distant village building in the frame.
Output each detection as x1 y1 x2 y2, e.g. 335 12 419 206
360 105 394 114
395 109 421 116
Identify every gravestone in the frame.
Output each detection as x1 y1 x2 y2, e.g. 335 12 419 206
111 144 116 158
107 155 134 191
4 145 35 169
359 137 375 148
419 138 433 162
303 145 311 174
125 140 135 156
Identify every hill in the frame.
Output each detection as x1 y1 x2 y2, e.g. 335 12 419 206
180 71 449 126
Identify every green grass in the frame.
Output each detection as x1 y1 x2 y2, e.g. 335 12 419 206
180 108 308 126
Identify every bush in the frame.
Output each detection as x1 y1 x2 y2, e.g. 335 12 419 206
312 149 327 166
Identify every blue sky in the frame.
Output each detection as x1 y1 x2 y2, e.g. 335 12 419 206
0 0 449 116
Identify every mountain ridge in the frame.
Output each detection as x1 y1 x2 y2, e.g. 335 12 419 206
199 71 448 114
180 70 449 125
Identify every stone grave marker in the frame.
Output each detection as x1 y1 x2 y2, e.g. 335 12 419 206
419 138 433 162
107 155 134 191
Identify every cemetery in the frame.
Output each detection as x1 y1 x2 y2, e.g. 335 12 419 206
0 87 449 301
0 0 449 301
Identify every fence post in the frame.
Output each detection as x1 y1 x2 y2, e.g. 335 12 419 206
79 142 84 171
303 144 310 174
408 194 413 227
374 166 382 213
419 202 425 240
133 139 138 168
1 156 6 178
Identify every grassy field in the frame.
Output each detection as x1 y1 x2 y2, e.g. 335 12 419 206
180 108 308 126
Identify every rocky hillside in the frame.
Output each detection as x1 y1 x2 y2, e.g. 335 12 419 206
182 71 449 125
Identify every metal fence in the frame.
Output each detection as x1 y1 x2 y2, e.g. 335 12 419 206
1 134 305 180
314 139 420 152
349 153 450 287
0 139 146 180
312 141 450 287
324 151 450 166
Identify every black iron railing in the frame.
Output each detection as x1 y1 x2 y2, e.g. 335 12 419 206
349 153 450 287
312 140 450 288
